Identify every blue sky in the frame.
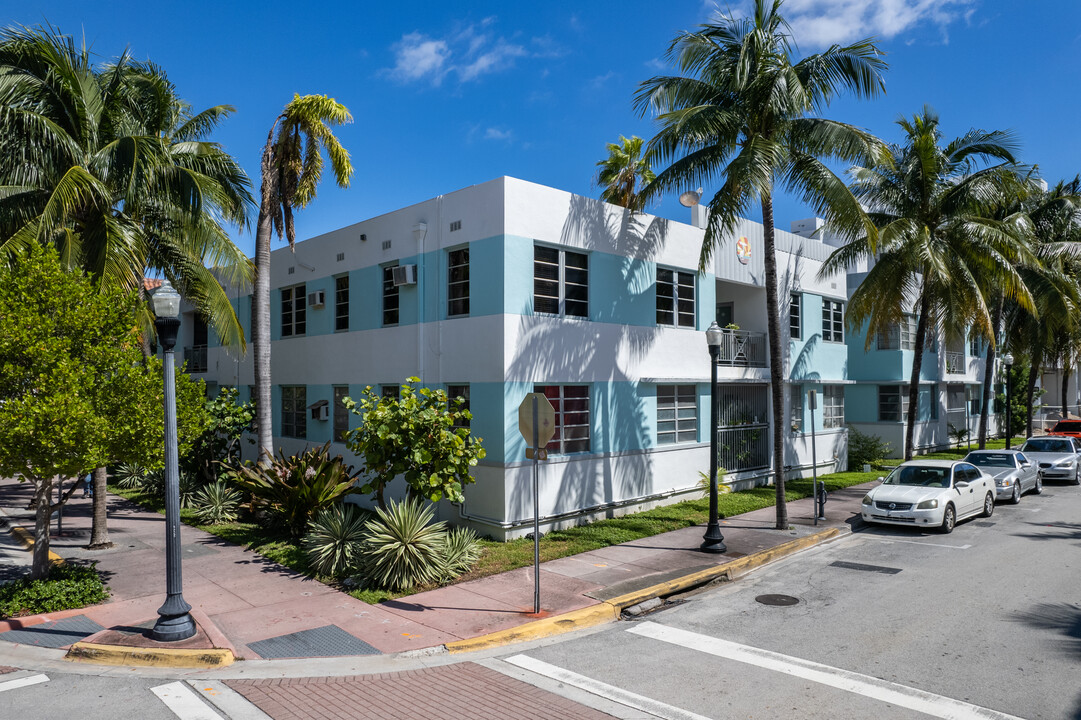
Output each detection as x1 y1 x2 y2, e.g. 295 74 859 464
11 1 1081 257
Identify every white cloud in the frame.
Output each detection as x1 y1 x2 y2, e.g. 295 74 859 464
712 0 978 47
385 19 539 85
484 127 513 141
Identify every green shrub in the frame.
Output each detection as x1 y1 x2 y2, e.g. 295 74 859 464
113 463 149 489
438 526 483 583
192 479 242 525
303 503 369 578
847 425 892 469
227 443 359 540
358 497 447 591
0 563 109 619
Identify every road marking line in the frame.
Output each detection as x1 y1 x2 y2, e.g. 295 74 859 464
877 539 971 550
628 622 1023 720
505 654 711 720
152 681 224 720
0 674 48 693
186 681 271 720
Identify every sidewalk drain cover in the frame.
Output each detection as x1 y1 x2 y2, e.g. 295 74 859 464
0 615 104 648
830 561 902 574
248 624 380 659
755 594 799 606
973 522 996 528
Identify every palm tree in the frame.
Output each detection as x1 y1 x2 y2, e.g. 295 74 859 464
822 107 1034 460
635 0 887 528
253 95 353 462
595 135 655 211
0 26 254 548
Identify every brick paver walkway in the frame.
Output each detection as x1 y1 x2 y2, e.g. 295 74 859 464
226 662 615 720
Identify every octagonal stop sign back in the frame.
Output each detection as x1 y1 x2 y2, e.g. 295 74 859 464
518 392 556 449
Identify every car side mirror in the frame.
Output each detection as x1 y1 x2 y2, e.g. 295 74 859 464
877 476 884 482
955 480 969 488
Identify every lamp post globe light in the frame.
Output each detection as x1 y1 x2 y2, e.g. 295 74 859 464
702 322 727 554
1002 352 1014 451
150 280 196 642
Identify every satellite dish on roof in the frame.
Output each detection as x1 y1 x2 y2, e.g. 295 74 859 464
679 188 703 207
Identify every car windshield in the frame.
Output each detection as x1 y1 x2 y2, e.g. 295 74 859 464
966 453 1015 468
1053 421 1081 432
884 465 950 487
1022 438 1074 454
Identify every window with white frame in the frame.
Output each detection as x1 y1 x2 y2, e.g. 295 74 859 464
656 269 696 327
334 276 349 332
789 293 801 340
657 385 697 444
823 385 844 428
534 246 588 318
333 385 349 441
878 385 910 422
281 284 306 337
448 248 469 317
382 265 399 326
790 385 804 432
447 384 470 429
900 315 917 350
822 299 844 342
969 332 982 357
281 385 306 438
534 385 590 453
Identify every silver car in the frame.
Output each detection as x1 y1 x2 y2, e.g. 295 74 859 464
963 449 1042 503
1018 436 1081 485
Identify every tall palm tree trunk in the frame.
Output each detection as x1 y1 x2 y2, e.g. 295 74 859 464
1063 366 1072 418
978 298 1003 449
87 466 111 549
1025 353 1040 438
254 129 276 465
761 192 788 529
905 289 931 460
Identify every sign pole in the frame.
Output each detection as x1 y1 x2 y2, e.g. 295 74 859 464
809 390 819 525
532 396 540 614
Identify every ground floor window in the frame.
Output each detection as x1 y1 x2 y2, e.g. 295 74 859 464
878 385 910 422
281 385 306 438
333 386 349 442
535 385 590 454
447 384 470 429
657 385 697 444
823 385 844 428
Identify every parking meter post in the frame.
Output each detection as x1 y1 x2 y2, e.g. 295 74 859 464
532 396 540 615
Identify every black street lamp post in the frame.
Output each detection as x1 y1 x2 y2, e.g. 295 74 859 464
150 280 196 642
701 322 727 554
1003 352 1014 450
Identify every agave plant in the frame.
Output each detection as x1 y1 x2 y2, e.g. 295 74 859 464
112 464 149 490
302 503 369 578
191 480 242 525
178 471 202 509
438 526 483 584
228 443 359 539
359 497 448 591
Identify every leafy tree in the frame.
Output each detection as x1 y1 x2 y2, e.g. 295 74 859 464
0 246 172 577
182 387 255 484
344 379 485 509
253 95 353 463
595 135 655 211
823 107 1033 460
635 0 887 527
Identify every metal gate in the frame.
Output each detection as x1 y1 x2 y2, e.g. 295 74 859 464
716 384 770 472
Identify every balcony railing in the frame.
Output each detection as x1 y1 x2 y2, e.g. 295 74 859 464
716 330 767 367
185 344 208 373
945 351 965 374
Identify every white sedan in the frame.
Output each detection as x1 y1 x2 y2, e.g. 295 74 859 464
860 459 996 534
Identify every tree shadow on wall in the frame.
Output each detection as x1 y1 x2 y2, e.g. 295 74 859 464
506 195 673 525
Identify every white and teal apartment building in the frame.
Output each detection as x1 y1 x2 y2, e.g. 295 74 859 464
179 176 980 538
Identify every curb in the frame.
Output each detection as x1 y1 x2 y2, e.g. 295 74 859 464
65 642 235 668
444 527 841 654
6 524 64 565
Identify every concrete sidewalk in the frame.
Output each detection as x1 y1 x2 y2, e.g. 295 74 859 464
0 477 867 664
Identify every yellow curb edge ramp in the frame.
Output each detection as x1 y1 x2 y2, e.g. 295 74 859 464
444 527 840 654
66 642 235 668
8 525 64 564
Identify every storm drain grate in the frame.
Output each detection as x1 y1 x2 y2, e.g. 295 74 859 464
0 615 103 648
829 561 902 575
248 624 380 659
755 594 799 606
973 522 996 528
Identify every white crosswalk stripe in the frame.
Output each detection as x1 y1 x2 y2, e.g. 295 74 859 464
151 681 225 720
0 673 48 693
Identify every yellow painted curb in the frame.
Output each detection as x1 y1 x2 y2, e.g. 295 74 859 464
8 525 64 564
65 642 235 668
445 527 842 655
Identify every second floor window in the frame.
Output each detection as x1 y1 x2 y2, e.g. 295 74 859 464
382 265 399 326
656 269 695 327
281 385 306 438
448 248 470 316
789 293 801 340
335 276 349 332
534 245 588 318
822 300 844 343
281 284 306 337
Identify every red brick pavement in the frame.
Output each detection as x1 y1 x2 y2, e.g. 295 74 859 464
0 666 15 674
227 662 616 720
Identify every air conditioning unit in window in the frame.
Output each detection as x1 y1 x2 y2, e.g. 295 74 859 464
392 264 417 286
307 290 325 308
311 402 329 421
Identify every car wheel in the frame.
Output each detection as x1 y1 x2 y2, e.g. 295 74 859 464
981 492 995 518
1011 482 1021 504
1074 468 1080 486
940 504 956 534
1034 475 1043 495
